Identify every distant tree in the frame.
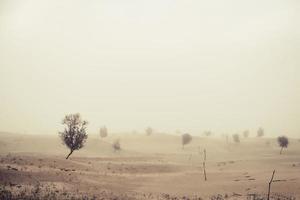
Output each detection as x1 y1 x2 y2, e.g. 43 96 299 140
100 126 108 139
224 134 229 144
232 134 240 143
59 113 88 159
203 131 212 137
145 127 153 136
182 133 192 149
257 127 264 137
243 130 249 138
277 136 289 154
112 139 121 152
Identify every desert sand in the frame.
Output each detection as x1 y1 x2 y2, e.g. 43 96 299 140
0 132 299 199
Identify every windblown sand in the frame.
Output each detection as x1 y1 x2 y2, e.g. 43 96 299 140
0 132 299 199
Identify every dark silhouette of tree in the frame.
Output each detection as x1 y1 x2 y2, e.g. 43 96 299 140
145 127 153 136
100 126 108 139
203 131 212 137
277 136 289 154
232 134 240 143
182 133 192 149
257 127 264 137
112 139 121 152
243 130 249 138
59 113 88 159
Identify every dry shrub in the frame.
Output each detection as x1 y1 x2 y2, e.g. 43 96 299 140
100 126 108 138
232 134 240 143
243 130 249 138
257 127 264 137
112 139 121 152
145 127 153 136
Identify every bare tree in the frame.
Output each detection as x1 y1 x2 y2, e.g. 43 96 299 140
112 139 121 152
267 170 275 200
232 134 240 143
145 127 153 136
182 133 192 149
100 126 108 139
277 136 289 154
257 127 264 137
59 113 88 159
243 130 249 138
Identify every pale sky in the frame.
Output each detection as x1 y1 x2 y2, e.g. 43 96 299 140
0 0 299 137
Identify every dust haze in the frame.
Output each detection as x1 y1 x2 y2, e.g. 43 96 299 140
0 0 300 199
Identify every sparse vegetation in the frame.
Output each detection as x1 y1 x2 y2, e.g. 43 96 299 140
257 127 264 137
182 133 192 149
277 136 289 154
232 134 240 143
100 126 108 139
59 113 88 159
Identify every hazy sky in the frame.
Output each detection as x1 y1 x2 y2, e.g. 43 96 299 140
0 0 299 137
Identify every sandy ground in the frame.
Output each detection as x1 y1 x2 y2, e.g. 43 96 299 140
0 132 299 199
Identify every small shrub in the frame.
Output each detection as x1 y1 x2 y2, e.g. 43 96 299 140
232 134 240 143
203 131 212 137
243 130 249 138
182 133 192 149
145 127 153 136
257 127 264 137
112 139 121 152
100 126 108 138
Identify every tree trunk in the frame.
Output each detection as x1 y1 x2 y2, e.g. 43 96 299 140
203 149 207 181
66 150 73 159
280 147 283 155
